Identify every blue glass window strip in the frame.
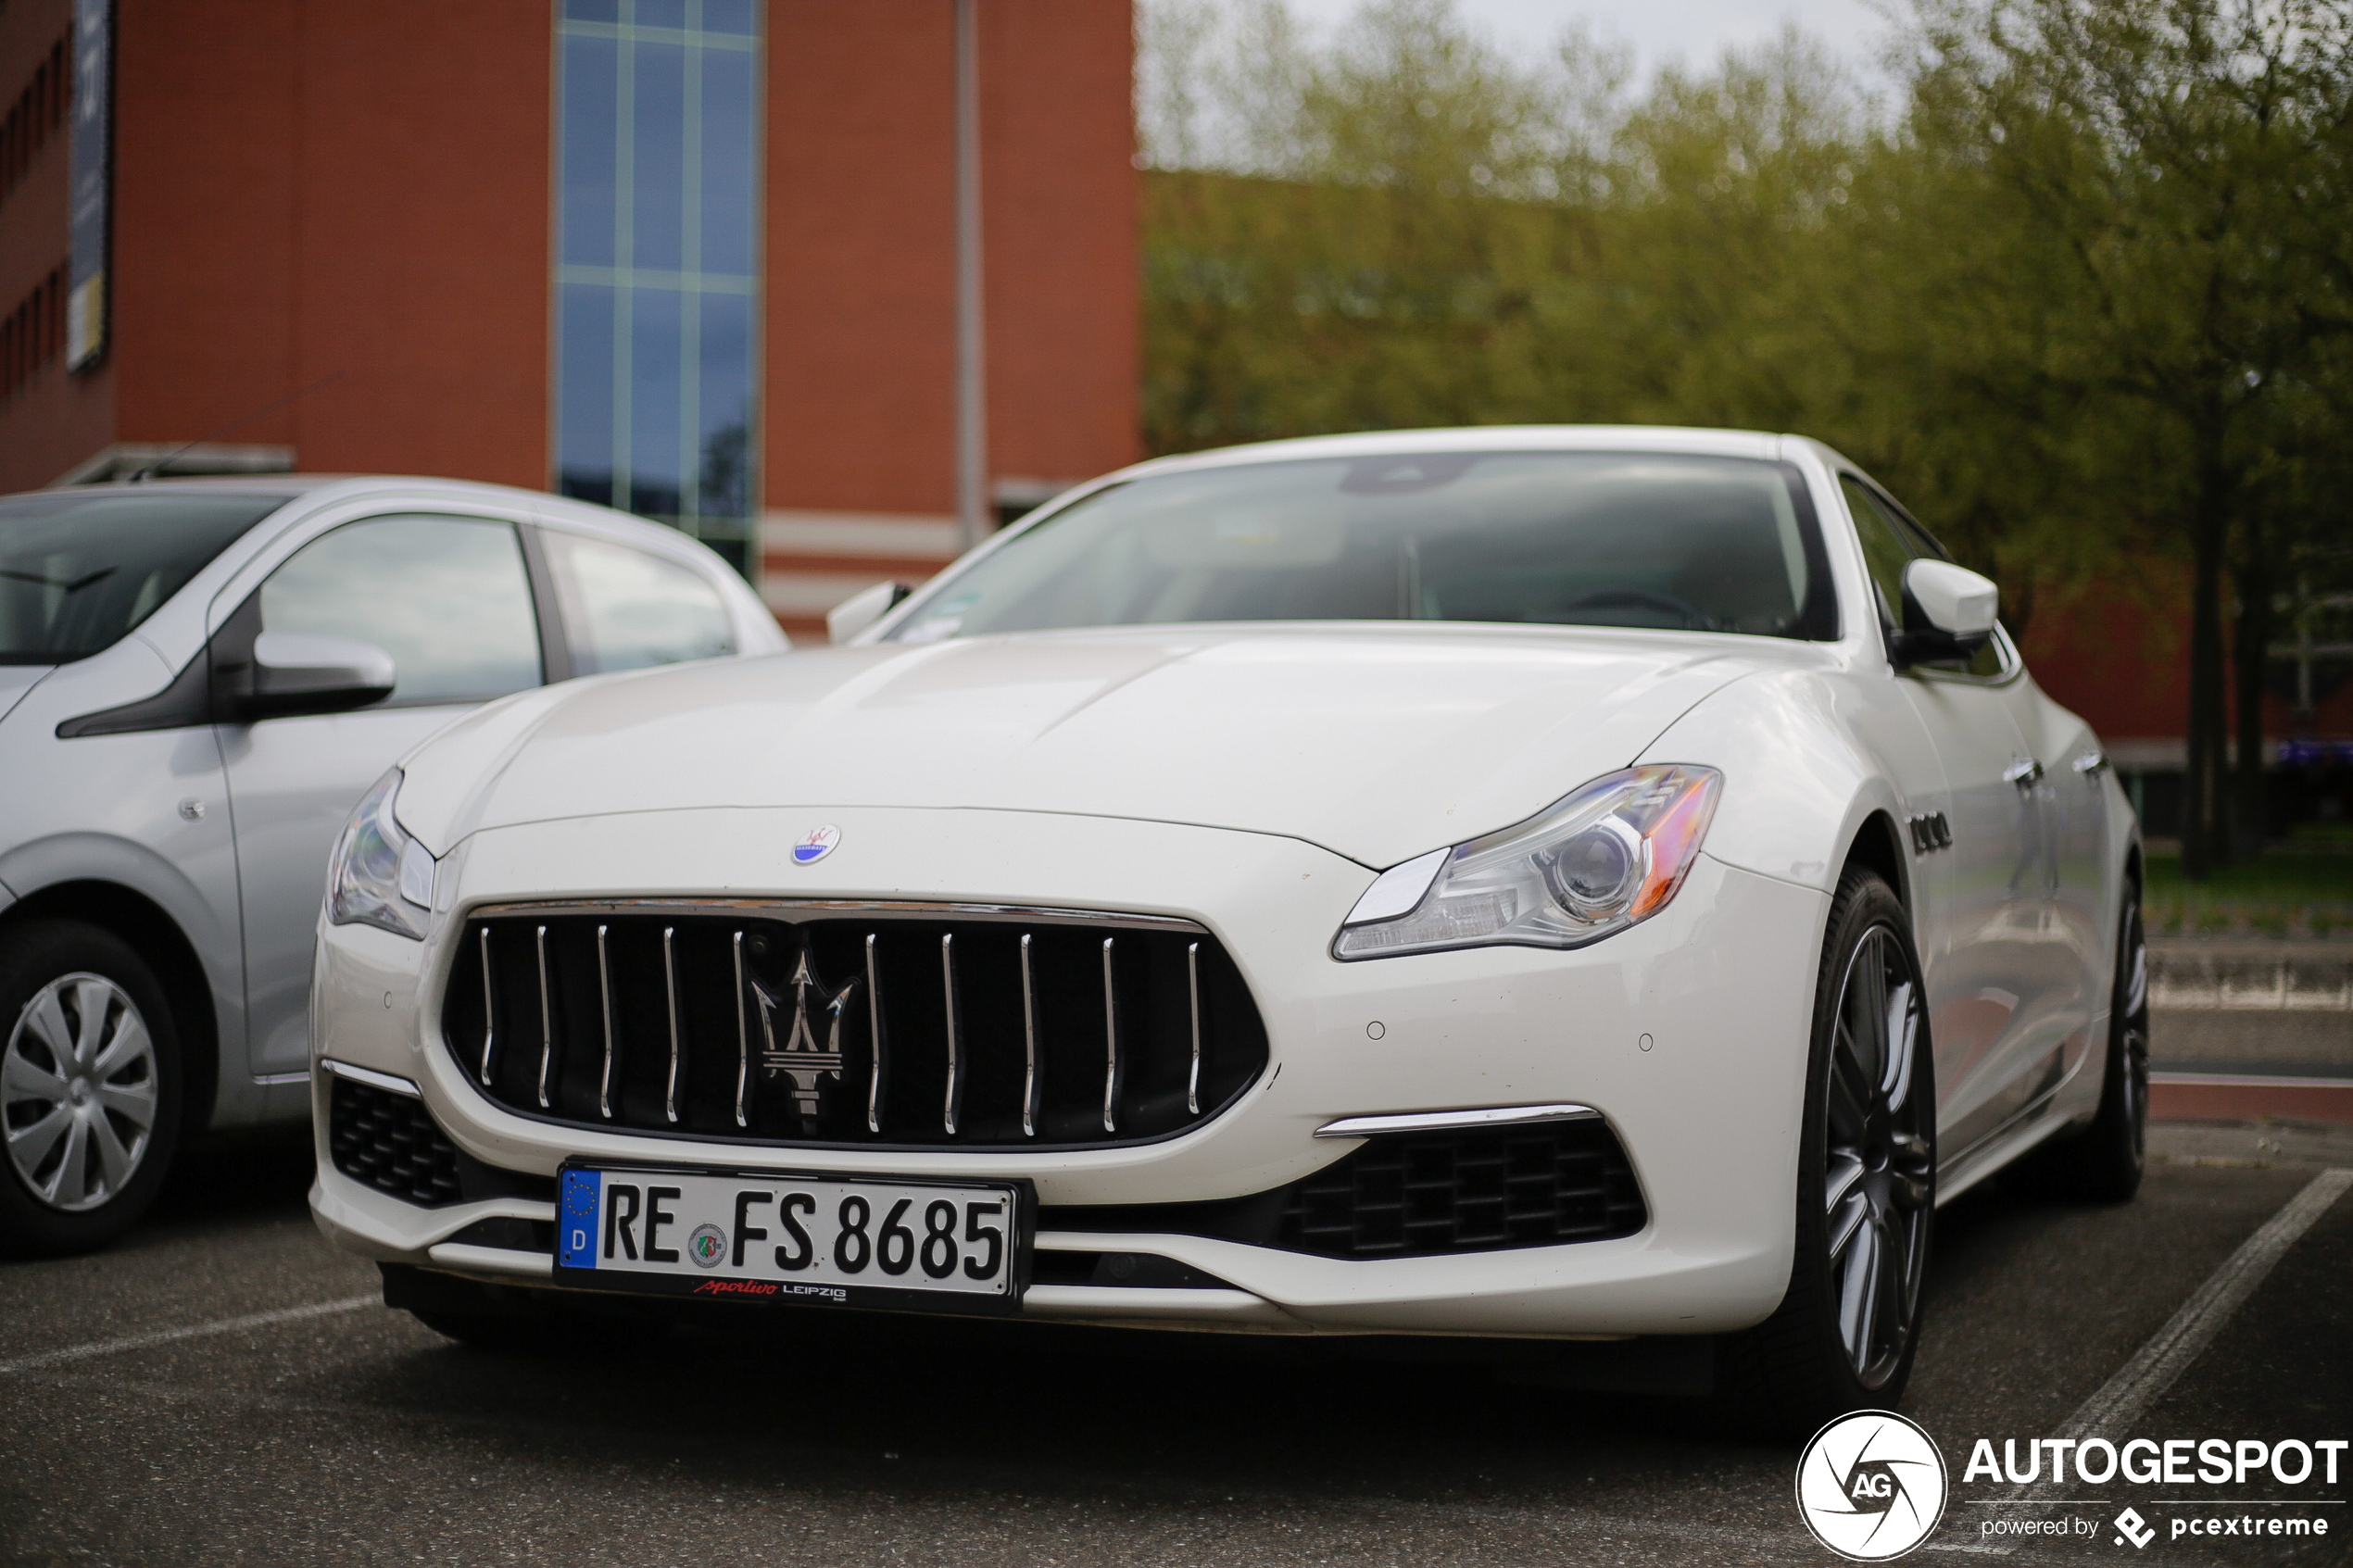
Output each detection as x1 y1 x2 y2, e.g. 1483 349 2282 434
555 0 760 569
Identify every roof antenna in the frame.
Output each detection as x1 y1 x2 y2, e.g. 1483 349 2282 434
125 370 346 483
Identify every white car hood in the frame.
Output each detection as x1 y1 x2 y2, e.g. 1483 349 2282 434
399 625 1776 870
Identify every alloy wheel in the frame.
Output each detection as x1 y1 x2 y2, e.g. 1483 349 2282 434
1822 924 1933 1388
2 972 160 1212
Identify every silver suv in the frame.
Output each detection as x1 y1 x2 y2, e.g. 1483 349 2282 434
0 476 785 1253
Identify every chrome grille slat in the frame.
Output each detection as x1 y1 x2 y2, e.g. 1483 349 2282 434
445 909 1267 1151
1019 933 1039 1138
940 933 963 1135
1101 936 1120 1135
731 931 750 1130
595 924 615 1120
661 925 682 1125
475 928 496 1086
1186 940 1202 1117
863 933 886 1134
534 924 554 1109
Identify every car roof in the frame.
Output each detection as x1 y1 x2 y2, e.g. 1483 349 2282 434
8 473 722 559
19 473 540 506
1109 424 1793 483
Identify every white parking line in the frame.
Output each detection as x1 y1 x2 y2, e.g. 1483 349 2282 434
0 1293 378 1375
2000 1166 2353 1504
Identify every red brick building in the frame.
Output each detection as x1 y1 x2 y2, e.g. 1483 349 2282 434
2023 586 2353 836
0 0 1139 640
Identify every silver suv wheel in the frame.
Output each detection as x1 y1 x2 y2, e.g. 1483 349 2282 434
4 972 160 1212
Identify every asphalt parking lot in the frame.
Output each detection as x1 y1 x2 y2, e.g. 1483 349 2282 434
3 1122 2347 1568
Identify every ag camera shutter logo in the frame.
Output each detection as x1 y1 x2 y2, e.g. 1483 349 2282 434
1796 1411 1949 1561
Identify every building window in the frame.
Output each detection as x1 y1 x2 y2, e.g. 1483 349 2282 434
1 264 66 403
555 0 761 574
1 34 71 209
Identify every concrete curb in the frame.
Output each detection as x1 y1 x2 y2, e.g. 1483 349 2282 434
2150 941 2353 1012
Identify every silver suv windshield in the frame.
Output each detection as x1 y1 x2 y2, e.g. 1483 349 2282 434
0 490 289 664
889 451 1839 644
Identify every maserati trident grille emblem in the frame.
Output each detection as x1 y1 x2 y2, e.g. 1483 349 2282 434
754 949 853 1120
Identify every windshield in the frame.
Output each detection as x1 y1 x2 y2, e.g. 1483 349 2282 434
889 451 1838 644
0 490 289 663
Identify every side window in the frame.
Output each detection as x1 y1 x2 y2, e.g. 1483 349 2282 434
1842 475 2009 679
1839 476 1912 630
542 530 737 676
260 514 543 705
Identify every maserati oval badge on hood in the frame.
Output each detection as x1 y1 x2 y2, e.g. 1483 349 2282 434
792 824 840 865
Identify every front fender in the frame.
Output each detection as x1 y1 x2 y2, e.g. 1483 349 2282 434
0 831 256 1126
1636 670 1910 904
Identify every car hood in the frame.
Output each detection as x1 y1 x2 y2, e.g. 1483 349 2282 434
399 625 1778 870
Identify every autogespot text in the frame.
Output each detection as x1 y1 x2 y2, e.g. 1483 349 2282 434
1964 1437 2347 1486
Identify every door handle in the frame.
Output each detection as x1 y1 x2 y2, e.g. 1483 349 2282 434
2003 758 2045 788
2071 749 2109 777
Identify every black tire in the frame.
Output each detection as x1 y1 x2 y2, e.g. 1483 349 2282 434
2021 888 2148 1203
0 920 184 1257
1719 869 1936 1436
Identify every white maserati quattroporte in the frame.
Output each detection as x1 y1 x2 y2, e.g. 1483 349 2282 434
309 427 2145 1428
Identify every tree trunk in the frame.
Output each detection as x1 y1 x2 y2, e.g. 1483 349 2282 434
2231 515 2271 859
2182 495 2229 880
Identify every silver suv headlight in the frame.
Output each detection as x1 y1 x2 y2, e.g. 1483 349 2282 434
328 768 435 940
1333 765 1722 960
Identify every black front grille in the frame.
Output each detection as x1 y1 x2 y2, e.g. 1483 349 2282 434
1043 1120 1648 1260
442 908 1270 1151
329 1076 462 1206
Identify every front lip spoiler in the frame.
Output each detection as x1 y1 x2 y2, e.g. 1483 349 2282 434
1314 1103 1601 1138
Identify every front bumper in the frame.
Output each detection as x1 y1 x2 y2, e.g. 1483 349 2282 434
310 805 1827 1337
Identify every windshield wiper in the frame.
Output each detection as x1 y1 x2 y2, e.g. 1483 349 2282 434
0 566 117 593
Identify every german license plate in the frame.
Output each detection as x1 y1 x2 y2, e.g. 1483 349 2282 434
551 1163 1030 1313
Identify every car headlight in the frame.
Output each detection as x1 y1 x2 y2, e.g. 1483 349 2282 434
328 768 435 940
1333 765 1722 960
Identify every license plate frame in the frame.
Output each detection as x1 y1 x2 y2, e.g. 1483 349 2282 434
549 1160 1034 1315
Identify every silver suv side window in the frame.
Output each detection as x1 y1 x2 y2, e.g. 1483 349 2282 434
260 514 543 704
541 530 736 675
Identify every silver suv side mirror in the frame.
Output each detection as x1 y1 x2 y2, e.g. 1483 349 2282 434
247 632 396 718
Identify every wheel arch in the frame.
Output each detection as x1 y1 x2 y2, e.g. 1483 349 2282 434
1840 809 1914 925
0 881 220 1145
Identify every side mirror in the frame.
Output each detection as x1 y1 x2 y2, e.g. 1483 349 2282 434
1893 559 1998 667
245 632 397 718
826 581 912 646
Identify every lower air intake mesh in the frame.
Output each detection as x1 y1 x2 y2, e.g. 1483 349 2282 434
1042 1119 1647 1261
328 1075 462 1207
1277 1121 1647 1258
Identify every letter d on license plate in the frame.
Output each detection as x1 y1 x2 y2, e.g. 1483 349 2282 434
552 1163 1031 1314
